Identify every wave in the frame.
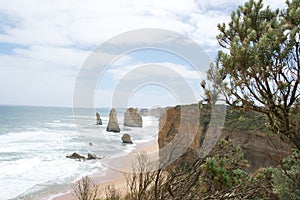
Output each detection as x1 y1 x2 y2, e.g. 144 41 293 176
45 122 77 128
0 128 105 200
0 115 159 200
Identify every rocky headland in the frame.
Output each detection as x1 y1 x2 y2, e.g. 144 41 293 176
158 104 293 170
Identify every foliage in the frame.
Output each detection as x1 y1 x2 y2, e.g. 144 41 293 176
216 0 300 149
199 104 268 134
155 139 277 199
272 149 300 200
200 140 249 192
197 140 277 199
223 107 268 133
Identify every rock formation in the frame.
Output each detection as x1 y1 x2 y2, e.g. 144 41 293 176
158 105 202 165
158 104 293 171
107 108 120 132
87 153 97 160
122 134 133 144
66 152 86 160
96 112 102 125
224 131 292 170
124 108 143 127
66 152 101 160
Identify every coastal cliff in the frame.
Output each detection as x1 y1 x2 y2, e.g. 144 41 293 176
158 105 203 164
158 104 293 170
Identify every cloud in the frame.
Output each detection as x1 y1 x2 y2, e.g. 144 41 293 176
0 0 197 48
0 0 287 106
0 46 89 107
107 62 205 81
0 0 286 48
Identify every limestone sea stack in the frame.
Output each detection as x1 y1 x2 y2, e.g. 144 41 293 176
124 108 143 127
106 108 121 132
122 134 133 144
96 112 102 125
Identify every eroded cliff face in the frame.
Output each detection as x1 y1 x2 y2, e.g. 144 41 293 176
158 105 203 164
226 131 292 170
158 104 293 170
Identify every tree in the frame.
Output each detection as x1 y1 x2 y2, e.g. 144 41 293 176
216 0 300 149
72 176 100 200
125 153 157 200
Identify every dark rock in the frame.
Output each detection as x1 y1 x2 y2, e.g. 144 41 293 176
96 112 102 125
66 152 86 160
107 108 120 132
87 153 97 160
122 134 133 144
124 108 142 127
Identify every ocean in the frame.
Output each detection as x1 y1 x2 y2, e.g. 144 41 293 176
0 105 158 200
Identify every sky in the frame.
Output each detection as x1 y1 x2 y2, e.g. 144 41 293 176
0 0 286 108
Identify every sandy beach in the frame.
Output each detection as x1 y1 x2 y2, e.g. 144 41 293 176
54 139 159 200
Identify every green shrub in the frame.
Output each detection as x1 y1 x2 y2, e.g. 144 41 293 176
272 149 300 200
200 140 250 191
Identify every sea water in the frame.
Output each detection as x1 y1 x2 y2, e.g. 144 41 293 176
0 105 158 200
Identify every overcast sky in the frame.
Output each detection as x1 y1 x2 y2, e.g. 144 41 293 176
0 0 286 108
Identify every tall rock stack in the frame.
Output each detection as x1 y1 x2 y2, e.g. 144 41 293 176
106 108 120 132
96 112 102 125
124 108 143 127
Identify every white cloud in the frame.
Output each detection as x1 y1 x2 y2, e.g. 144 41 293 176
0 0 287 106
0 0 286 47
0 0 198 47
106 62 206 81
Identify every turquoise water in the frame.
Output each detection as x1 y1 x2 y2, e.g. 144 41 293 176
0 105 157 199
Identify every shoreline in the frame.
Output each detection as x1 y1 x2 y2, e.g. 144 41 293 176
53 138 159 200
